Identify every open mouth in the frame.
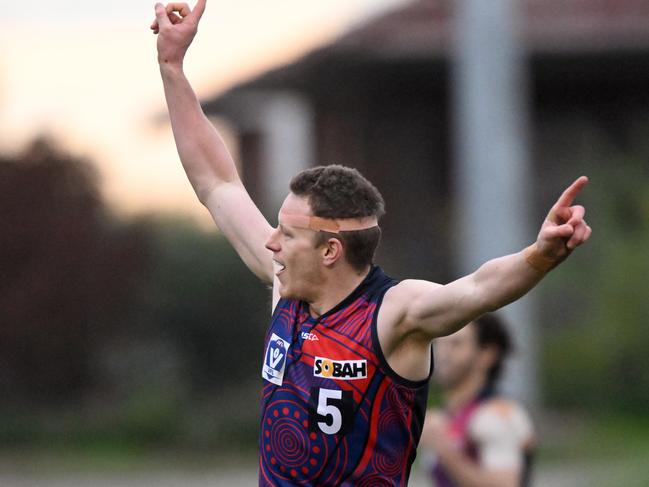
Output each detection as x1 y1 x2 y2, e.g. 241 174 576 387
273 260 287 276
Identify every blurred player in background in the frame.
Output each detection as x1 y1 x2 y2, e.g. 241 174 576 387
421 313 535 487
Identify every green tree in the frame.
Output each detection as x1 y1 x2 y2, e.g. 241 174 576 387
541 150 649 413
0 137 148 404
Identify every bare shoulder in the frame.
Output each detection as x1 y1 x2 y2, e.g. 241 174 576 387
384 279 443 306
381 279 444 328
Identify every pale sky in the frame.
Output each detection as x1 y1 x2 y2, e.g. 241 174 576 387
1 0 407 226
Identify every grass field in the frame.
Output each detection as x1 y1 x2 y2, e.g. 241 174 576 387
1 413 647 486
535 412 649 487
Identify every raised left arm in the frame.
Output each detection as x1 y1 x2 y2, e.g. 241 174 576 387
394 176 592 339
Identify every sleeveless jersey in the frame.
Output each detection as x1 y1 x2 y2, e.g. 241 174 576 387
259 266 432 486
431 388 535 487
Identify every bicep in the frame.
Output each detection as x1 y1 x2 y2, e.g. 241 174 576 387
203 181 274 283
403 252 545 339
399 276 486 339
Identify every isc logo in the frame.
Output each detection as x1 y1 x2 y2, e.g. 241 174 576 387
313 357 367 380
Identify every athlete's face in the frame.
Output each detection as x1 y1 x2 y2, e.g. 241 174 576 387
265 193 325 301
433 324 483 389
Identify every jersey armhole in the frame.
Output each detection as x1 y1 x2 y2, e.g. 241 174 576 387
370 283 434 389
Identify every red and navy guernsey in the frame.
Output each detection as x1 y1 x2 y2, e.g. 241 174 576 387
259 266 432 486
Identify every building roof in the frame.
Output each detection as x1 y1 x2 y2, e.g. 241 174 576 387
331 0 649 58
204 0 649 108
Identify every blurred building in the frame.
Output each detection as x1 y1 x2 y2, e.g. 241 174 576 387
202 0 649 282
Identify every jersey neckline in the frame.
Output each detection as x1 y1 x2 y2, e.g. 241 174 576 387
298 265 382 323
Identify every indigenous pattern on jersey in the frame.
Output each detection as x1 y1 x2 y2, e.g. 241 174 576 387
430 388 535 487
259 266 432 486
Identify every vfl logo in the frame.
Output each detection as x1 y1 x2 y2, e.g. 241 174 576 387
313 357 367 380
262 333 290 386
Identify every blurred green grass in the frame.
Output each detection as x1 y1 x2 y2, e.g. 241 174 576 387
538 413 649 487
2 410 649 487
0 388 259 474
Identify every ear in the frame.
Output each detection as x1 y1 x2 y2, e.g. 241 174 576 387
321 237 344 267
478 345 499 373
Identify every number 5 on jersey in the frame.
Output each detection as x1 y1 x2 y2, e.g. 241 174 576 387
309 387 354 435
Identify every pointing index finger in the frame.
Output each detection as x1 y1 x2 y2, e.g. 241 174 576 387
191 0 207 20
554 176 588 209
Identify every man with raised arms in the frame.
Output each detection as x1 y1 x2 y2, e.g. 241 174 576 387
151 1 591 485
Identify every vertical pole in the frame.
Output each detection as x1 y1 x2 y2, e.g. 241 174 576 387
453 0 537 404
260 92 314 215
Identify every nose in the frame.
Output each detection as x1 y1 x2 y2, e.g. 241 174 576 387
265 227 281 253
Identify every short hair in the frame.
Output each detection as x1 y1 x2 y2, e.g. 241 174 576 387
289 165 385 271
472 313 513 388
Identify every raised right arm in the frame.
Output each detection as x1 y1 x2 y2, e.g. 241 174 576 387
153 1 274 283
